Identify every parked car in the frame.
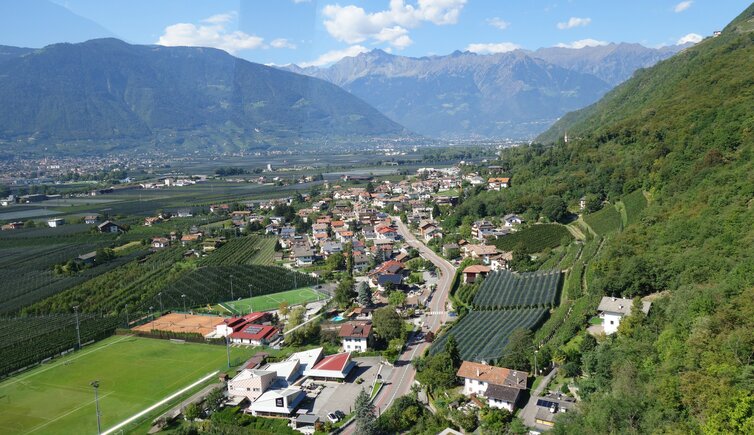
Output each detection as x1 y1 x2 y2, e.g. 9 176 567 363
335 410 346 419
327 412 340 423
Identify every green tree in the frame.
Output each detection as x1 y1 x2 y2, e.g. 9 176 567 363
499 328 533 372
357 282 373 307
388 290 406 307
334 277 356 308
372 306 404 341
354 389 377 435
183 403 200 421
542 195 567 222
479 407 512 434
445 335 461 369
326 252 345 271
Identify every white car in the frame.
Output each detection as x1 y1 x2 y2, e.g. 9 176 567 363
327 412 340 423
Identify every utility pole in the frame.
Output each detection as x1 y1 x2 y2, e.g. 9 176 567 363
225 336 231 368
73 305 82 349
91 380 101 435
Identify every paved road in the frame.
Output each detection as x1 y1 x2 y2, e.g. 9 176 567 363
519 367 559 429
341 217 456 433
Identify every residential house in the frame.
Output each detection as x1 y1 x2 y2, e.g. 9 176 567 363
320 241 343 258
1 222 24 231
472 220 495 241
249 388 305 417
144 216 162 226
503 214 524 228
462 244 499 264
462 265 491 284
47 218 65 228
181 233 203 245
597 297 651 335
443 243 460 258
457 361 528 412
489 252 513 271
151 237 170 249
83 215 100 224
534 393 577 428
338 322 373 352
376 226 398 241
376 274 403 292
292 246 315 267
487 177 511 191
97 220 124 234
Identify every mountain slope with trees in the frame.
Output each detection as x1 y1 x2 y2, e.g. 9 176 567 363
0 38 408 155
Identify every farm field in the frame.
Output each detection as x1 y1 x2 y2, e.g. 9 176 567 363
473 269 562 309
199 235 276 266
430 308 549 362
583 204 622 236
492 224 572 254
0 335 255 435
222 286 329 314
621 189 648 226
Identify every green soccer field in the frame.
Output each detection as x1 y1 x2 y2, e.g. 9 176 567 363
223 287 329 314
0 336 255 435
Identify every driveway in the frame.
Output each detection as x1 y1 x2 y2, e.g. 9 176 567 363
520 367 559 429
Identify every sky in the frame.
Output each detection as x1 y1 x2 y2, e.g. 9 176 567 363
4 0 752 67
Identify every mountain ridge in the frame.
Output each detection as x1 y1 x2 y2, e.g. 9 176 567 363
285 43 687 139
0 38 409 155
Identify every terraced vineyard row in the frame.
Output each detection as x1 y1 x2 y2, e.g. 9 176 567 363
199 235 276 266
431 308 549 362
622 189 648 226
473 269 561 309
492 224 572 254
584 203 622 236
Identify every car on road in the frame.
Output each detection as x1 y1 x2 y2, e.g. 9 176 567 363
327 412 340 423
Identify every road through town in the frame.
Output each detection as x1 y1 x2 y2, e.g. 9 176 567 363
341 217 456 433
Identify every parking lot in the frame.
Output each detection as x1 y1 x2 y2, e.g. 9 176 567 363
298 356 390 419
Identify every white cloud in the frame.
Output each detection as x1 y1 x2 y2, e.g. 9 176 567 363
674 1 692 13
299 45 369 67
557 17 591 30
487 17 510 30
292 0 311 3
322 0 466 49
157 12 297 54
465 42 520 54
271 38 297 49
158 12 265 54
677 33 702 44
555 39 608 49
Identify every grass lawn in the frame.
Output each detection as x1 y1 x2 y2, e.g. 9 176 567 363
224 287 329 314
0 335 256 435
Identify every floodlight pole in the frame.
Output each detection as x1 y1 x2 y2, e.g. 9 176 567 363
248 285 253 313
149 306 154 330
124 304 129 327
225 336 231 368
230 275 234 300
181 294 187 313
158 292 163 313
534 350 539 376
91 380 101 435
73 305 82 349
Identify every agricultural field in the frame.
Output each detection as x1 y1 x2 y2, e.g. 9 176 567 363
0 336 255 435
0 314 120 378
583 204 622 236
161 265 318 311
222 286 329 314
621 189 648 226
430 308 549 362
492 224 572 254
472 269 562 309
199 235 276 266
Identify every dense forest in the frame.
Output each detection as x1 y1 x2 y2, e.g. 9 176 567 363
442 5 754 433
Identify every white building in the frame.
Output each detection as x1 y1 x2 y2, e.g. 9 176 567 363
338 322 372 352
227 369 275 402
597 296 651 335
456 361 528 413
47 218 65 227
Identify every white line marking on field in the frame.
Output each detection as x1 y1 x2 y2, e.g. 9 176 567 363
1 335 133 389
101 371 219 435
24 391 115 434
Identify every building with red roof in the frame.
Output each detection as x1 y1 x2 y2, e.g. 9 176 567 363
463 265 491 284
338 321 373 352
214 312 273 340
303 352 356 381
229 324 280 346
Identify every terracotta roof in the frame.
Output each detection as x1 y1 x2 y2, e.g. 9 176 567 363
456 361 528 389
311 352 351 371
463 265 491 274
230 324 279 341
338 322 372 338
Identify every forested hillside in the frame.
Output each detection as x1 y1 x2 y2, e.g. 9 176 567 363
445 4 754 433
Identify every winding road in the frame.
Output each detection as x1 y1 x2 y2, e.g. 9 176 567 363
341 217 456 433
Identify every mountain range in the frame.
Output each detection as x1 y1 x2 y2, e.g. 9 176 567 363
0 38 406 155
285 43 688 139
